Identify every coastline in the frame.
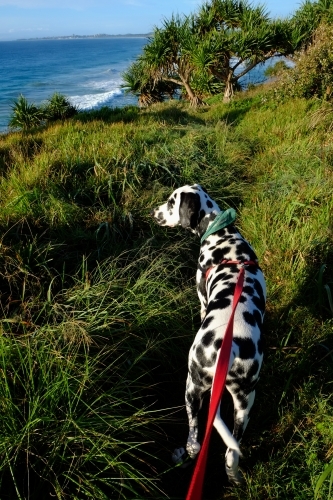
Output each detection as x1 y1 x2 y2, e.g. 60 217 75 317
14 34 151 42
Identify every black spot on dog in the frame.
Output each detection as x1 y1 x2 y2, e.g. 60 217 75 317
214 283 235 301
202 330 215 347
253 295 265 312
209 273 234 292
215 229 227 239
242 286 254 296
214 338 222 350
201 316 214 330
207 296 231 312
253 280 265 311
205 375 213 385
253 309 263 329
248 359 259 378
243 311 256 327
233 337 256 359
196 345 217 367
247 266 259 276
212 247 231 262
235 241 256 259
186 394 201 418
205 258 212 268
199 254 205 263
189 359 206 386
227 369 237 379
236 364 245 376
232 385 241 395
237 393 248 410
211 352 217 365
207 200 213 208
199 209 206 221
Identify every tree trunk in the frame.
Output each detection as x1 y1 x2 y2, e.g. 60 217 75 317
180 76 206 107
223 75 234 103
163 75 206 107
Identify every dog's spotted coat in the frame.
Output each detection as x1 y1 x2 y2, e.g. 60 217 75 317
151 184 266 483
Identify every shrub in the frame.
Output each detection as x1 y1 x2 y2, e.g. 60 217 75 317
8 93 78 131
273 23 333 101
43 92 78 121
9 95 43 131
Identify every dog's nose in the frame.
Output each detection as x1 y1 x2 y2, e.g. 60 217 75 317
150 209 155 217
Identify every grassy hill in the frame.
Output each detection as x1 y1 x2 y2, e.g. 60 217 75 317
0 87 333 499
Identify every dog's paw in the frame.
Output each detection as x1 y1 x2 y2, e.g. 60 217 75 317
226 466 245 485
172 448 194 468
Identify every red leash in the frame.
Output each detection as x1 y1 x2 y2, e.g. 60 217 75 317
186 260 257 500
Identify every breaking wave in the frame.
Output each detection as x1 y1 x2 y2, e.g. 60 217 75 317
69 88 123 110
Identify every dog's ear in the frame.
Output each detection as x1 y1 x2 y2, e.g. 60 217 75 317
179 192 201 229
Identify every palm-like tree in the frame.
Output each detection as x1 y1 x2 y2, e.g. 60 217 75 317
141 16 205 106
122 59 176 107
193 0 292 101
9 95 43 131
125 0 295 105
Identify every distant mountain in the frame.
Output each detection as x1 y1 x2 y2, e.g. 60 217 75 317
17 33 151 41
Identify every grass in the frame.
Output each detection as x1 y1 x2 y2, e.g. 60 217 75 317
1 89 333 498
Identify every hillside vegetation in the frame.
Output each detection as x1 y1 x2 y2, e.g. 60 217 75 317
1 47 333 500
0 6 333 492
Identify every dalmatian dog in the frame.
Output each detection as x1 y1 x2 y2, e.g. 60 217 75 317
151 184 266 484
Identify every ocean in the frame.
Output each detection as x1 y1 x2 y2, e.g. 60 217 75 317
0 37 280 133
0 37 147 133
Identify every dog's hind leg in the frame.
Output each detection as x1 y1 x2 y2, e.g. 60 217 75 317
224 388 256 484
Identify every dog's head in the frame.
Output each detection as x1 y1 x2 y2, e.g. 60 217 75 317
151 184 220 234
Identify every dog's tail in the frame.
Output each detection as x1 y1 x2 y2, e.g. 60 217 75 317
213 412 241 454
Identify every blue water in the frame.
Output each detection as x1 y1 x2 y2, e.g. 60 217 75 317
0 38 147 132
0 37 284 133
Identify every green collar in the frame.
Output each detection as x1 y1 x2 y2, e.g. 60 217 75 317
200 208 236 244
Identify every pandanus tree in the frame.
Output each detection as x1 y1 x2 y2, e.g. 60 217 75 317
124 0 295 105
192 0 293 102
122 59 175 107
123 15 214 107
142 16 206 106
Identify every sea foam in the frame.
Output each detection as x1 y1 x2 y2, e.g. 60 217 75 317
70 88 123 110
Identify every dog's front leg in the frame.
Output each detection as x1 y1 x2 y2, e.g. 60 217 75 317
185 372 205 458
172 372 204 467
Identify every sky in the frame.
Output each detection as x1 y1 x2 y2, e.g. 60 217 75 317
0 0 304 41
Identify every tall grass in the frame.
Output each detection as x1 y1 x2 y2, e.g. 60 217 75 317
0 242 198 499
1 92 333 498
